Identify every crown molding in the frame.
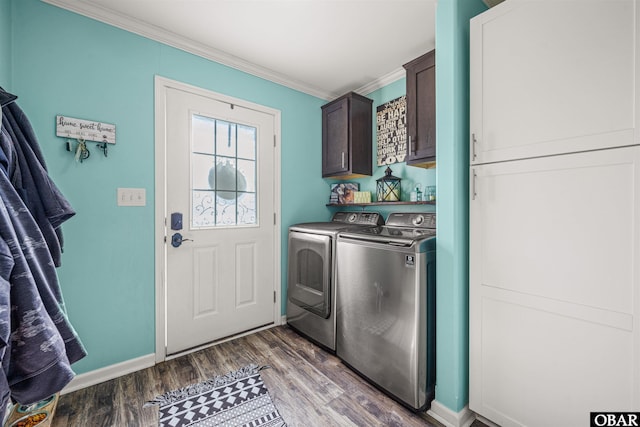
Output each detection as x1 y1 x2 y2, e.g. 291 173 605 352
355 67 406 97
41 0 336 100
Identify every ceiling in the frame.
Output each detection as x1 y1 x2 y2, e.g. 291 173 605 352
42 0 437 100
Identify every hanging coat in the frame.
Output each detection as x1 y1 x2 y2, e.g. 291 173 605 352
1 103 75 267
0 172 77 407
0 91 85 419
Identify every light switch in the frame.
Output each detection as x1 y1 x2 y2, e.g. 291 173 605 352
117 188 146 206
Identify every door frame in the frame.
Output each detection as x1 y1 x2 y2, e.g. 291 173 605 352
154 75 282 362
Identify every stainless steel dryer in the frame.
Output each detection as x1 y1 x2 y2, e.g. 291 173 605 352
286 211 383 351
336 212 436 411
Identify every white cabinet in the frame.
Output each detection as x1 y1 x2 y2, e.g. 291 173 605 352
469 0 636 165
470 147 640 426
469 1 640 426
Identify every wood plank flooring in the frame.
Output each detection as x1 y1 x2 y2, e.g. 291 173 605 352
51 325 450 427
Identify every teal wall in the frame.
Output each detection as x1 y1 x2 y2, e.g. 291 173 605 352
8 0 326 374
4 0 488 416
435 0 487 412
0 0 10 87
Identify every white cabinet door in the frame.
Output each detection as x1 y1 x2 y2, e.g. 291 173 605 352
470 0 636 165
469 146 640 427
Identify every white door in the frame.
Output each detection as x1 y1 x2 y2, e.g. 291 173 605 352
163 84 278 355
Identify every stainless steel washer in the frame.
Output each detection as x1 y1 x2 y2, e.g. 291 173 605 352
336 212 436 411
286 211 383 351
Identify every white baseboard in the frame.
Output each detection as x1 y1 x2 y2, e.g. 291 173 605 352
63 319 289 395
428 400 477 427
62 354 156 395
65 320 291 395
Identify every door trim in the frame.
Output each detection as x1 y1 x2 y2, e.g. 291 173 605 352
154 75 282 363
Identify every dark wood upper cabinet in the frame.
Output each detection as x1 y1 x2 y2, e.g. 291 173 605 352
322 92 373 178
404 50 436 167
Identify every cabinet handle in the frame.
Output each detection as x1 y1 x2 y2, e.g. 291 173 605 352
409 136 415 155
341 152 345 168
472 169 478 200
472 133 478 161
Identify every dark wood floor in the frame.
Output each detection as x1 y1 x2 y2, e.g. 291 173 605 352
51 325 451 427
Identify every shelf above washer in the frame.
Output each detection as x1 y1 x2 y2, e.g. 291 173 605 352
326 201 436 207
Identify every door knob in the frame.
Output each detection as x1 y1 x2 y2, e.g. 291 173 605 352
171 232 192 248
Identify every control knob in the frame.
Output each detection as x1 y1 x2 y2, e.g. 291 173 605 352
412 215 424 226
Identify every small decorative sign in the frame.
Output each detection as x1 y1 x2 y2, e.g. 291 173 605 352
56 115 116 144
376 95 406 166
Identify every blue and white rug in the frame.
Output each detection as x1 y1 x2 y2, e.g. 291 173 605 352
145 364 287 427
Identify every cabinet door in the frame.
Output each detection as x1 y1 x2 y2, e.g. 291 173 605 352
404 50 436 166
469 146 640 426
322 97 349 177
470 1 636 165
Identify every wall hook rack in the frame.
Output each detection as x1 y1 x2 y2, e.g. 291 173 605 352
57 115 116 162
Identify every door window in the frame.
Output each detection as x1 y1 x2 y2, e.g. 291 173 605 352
191 114 257 228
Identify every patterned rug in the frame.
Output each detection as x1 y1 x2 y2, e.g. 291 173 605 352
145 364 287 427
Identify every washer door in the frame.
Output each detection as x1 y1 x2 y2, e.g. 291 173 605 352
287 231 332 318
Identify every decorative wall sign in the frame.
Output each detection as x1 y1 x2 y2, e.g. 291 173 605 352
56 115 116 144
376 95 407 166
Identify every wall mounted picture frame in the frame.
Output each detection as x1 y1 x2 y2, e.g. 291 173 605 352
376 95 407 166
329 183 359 204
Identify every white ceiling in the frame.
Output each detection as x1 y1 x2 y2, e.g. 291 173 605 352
42 0 437 100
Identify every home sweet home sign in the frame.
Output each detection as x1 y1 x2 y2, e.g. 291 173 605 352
376 95 407 166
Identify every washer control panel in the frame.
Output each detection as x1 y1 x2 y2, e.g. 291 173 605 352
386 212 436 229
332 211 384 226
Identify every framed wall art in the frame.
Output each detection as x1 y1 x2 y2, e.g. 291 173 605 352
376 95 407 166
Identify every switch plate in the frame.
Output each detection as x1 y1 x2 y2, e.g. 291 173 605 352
117 188 146 206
